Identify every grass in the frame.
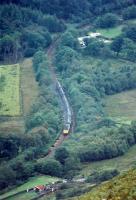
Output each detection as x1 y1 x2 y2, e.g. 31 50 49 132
94 18 136 39
6 192 37 200
97 25 123 38
0 59 39 134
0 64 21 116
88 18 136 39
105 89 136 125
20 58 39 115
79 145 136 177
72 168 136 200
88 25 123 39
0 176 59 200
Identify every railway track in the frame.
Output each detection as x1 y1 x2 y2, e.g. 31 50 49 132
46 40 75 156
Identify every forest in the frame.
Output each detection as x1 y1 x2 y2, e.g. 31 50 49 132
0 0 136 199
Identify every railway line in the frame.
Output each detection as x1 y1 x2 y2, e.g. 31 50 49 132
46 40 75 156
0 40 75 200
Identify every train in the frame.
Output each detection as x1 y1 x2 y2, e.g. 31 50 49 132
56 80 72 136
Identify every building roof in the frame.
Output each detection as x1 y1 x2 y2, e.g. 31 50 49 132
89 32 101 37
34 185 46 190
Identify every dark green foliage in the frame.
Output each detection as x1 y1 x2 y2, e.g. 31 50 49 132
0 165 16 190
55 147 69 165
60 31 78 49
111 36 124 56
2 0 134 20
85 40 103 56
35 159 62 177
124 24 136 42
55 46 77 73
0 129 50 160
0 34 20 62
87 168 119 183
95 13 119 28
10 158 35 180
21 30 52 56
64 155 81 172
121 37 136 61
123 5 136 20
79 124 136 162
0 4 66 61
42 16 66 32
25 50 61 136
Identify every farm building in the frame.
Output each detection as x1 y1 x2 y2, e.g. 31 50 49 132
78 32 111 48
34 185 46 192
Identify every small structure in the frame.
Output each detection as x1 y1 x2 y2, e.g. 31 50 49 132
89 32 101 38
99 38 112 43
78 32 112 48
72 178 86 183
62 179 67 183
78 37 86 48
34 185 46 192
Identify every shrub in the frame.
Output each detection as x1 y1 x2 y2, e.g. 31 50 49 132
35 159 62 177
87 168 119 183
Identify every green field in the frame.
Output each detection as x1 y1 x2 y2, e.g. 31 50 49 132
80 144 136 178
97 25 123 38
0 176 59 200
105 89 136 125
0 64 21 116
88 25 122 39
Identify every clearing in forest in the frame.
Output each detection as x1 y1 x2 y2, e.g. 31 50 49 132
0 64 21 116
97 25 123 38
105 89 136 125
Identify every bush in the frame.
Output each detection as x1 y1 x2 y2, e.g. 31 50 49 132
24 48 36 57
123 6 136 20
87 168 119 183
35 159 62 177
0 165 16 190
55 147 69 164
95 13 119 28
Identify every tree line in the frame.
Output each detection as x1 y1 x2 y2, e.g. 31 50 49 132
1 0 135 20
0 4 66 62
79 122 136 162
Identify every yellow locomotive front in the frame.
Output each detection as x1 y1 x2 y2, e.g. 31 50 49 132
63 129 69 135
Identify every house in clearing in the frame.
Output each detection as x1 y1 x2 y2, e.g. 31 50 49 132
34 185 46 192
78 32 112 48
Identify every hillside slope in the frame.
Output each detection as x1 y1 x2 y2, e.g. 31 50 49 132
72 169 136 200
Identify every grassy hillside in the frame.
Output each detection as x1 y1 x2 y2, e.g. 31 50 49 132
80 145 136 177
72 168 136 200
0 64 20 116
105 89 136 125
